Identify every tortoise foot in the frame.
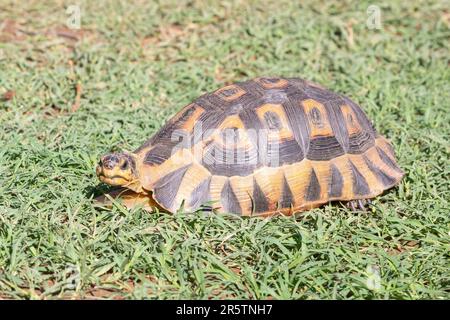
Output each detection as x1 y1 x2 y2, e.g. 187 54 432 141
345 199 372 211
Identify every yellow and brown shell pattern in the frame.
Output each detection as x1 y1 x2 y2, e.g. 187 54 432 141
134 77 404 216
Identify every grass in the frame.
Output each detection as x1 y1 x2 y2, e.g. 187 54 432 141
0 0 449 299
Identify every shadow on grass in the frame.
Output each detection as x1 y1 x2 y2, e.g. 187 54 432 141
83 183 117 199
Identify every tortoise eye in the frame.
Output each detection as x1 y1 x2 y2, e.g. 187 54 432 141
120 160 129 170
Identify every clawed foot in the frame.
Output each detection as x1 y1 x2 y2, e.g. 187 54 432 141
93 187 161 212
345 199 372 211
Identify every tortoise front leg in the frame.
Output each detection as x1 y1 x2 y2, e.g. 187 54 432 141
94 187 161 212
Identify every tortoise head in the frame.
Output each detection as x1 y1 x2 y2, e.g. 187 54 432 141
96 152 141 190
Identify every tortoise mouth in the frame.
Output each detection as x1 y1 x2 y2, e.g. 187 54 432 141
96 152 138 187
97 171 133 186
96 164 135 186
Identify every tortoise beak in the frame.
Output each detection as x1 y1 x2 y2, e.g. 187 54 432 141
96 153 135 186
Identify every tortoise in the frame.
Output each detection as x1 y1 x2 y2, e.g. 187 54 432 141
96 77 404 216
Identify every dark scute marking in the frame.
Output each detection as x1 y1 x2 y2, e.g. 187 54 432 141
201 142 257 177
304 85 339 104
142 125 172 150
305 169 321 201
260 77 281 84
307 136 345 161
238 80 266 99
206 94 232 111
263 89 288 104
363 155 397 187
153 165 190 210
238 107 264 148
347 113 354 124
285 78 309 95
284 84 303 96
376 147 402 173
175 106 196 123
195 109 227 141
329 164 344 198
198 91 245 114
282 98 310 155
266 138 304 167
252 178 269 213
279 175 294 208
309 107 323 127
211 85 254 110
218 87 239 98
349 161 370 196
198 106 225 128
343 96 377 137
221 180 242 215
347 131 375 154
227 103 244 115
326 99 349 152
264 111 283 130
189 176 212 209
195 93 222 112
144 142 179 165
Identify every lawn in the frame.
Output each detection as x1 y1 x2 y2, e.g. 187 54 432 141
0 0 449 299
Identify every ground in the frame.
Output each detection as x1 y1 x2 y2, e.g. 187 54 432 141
0 0 449 299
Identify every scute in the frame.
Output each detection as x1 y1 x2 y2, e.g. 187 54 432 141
305 169 321 201
348 160 371 196
328 164 344 198
152 165 190 211
133 77 403 215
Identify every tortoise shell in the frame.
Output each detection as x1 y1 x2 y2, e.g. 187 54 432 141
116 77 404 216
